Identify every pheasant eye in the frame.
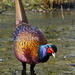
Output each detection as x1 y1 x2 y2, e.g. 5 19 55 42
48 47 54 53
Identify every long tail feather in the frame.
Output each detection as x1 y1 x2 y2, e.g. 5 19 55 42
15 0 28 26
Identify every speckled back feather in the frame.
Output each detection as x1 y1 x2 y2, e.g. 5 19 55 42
14 22 47 64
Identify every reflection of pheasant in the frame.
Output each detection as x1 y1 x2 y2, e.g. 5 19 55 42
14 0 57 75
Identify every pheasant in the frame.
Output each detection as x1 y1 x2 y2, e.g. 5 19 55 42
14 0 57 75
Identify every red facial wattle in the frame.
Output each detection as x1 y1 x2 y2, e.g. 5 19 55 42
48 47 54 53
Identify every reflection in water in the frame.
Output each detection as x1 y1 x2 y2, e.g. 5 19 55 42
0 10 75 75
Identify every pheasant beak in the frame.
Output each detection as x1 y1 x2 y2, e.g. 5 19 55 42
52 53 55 58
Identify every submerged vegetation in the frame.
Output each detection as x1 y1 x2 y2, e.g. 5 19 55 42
0 9 75 75
0 0 75 75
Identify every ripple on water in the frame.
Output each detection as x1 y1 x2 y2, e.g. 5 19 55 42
0 58 5 62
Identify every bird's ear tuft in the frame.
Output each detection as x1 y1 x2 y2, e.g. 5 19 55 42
50 45 57 53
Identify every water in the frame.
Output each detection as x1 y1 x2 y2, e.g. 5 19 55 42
0 9 75 75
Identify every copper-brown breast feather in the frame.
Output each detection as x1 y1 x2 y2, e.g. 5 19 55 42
14 23 47 63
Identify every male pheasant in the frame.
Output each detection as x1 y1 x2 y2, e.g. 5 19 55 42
14 0 57 75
